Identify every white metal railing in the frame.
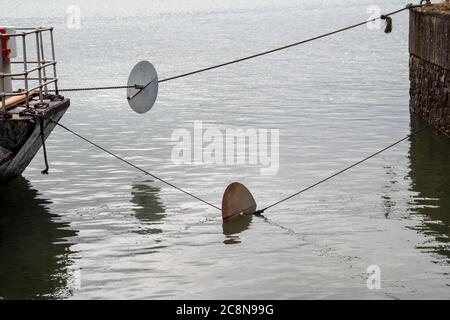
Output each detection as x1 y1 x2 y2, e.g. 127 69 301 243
0 26 59 113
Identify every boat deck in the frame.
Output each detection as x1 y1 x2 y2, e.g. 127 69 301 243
0 95 70 185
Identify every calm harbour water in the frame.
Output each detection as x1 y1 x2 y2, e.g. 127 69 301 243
1 0 450 299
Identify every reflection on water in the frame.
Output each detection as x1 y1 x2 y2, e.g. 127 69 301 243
130 181 165 234
222 214 252 245
0 177 77 299
409 116 450 262
381 166 399 219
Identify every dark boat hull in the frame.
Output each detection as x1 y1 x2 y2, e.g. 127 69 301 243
0 98 70 186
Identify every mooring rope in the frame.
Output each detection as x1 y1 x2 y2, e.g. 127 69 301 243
252 123 432 215
56 85 135 92
47 119 221 211
38 117 50 174
54 3 421 93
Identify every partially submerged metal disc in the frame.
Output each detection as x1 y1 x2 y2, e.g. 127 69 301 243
222 182 257 220
127 61 158 114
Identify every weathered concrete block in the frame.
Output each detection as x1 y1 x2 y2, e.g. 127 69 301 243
409 7 450 137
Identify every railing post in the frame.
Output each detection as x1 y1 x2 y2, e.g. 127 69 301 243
22 33 29 108
38 29 48 95
0 72 5 113
35 31 43 104
49 28 58 95
0 32 5 113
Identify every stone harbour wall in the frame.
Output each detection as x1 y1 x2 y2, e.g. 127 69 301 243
409 6 450 137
